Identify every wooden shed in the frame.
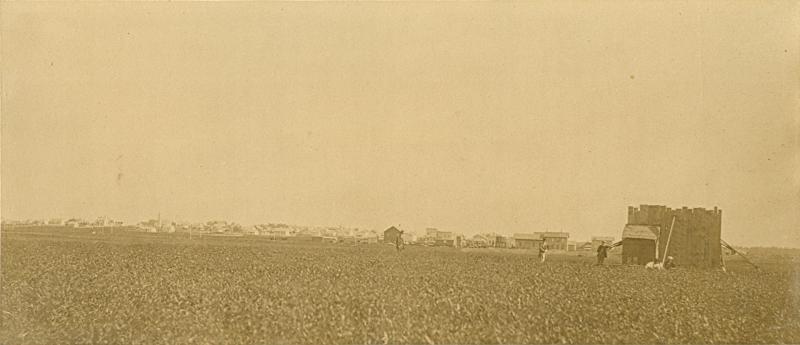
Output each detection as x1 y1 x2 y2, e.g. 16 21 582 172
621 225 660 265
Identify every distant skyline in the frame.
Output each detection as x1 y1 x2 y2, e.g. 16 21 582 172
2 2 798 247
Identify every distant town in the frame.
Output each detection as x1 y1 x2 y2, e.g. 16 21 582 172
0 216 614 251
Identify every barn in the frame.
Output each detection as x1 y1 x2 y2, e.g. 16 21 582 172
622 205 723 268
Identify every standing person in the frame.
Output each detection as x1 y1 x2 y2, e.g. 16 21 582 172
596 241 610 266
395 230 404 251
538 242 548 263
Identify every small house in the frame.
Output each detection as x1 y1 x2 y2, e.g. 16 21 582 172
383 226 403 244
534 232 570 250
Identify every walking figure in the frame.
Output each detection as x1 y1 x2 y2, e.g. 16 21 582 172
538 242 548 263
596 241 610 266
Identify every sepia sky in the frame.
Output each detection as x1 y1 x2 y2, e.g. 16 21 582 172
2 2 798 247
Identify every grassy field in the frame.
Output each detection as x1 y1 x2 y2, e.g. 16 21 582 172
1 227 798 344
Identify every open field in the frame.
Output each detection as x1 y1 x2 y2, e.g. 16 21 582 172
1 227 799 344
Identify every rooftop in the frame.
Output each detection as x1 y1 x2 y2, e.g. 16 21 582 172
622 224 660 240
534 232 570 238
514 233 541 240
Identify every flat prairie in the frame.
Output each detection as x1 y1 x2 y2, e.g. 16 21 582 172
1 227 798 344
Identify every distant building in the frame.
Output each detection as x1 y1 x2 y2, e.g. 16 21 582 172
495 235 514 248
567 241 577 251
435 231 452 240
482 233 498 247
188 223 207 234
535 232 570 250
93 216 121 227
267 229 290 238
338 236 357 244
426 228 439 238
383 226 403 244
591 236 616 251
242 226 258 235
291 234 315 242
255 224 292 238
401 232 417 243
471 234 490 247
161 223 176 233
205 221 230 233
48 218 64 225
513 233 542 250
455 234 465 248
356 236 378 245
434 231 455 246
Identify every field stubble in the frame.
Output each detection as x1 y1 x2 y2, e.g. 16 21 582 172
1 229 798 344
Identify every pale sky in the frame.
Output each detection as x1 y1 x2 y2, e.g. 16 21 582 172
2 2 798 247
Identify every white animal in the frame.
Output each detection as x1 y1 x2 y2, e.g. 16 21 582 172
646 256 674 270
645 261 664 270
